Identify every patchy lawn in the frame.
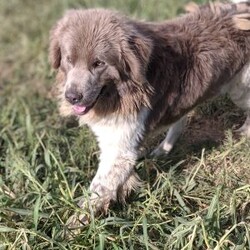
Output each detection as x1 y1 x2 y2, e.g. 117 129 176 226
0 0 249 249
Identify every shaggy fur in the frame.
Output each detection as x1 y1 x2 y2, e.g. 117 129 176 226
49 2 250 223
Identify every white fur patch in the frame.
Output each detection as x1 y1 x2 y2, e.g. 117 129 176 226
81 107 150 208
91 107 149 170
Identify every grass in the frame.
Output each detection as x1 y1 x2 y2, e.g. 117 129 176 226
0 0 250 249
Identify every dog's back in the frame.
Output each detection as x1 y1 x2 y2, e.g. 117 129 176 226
137 2 250 128
149 2 250 157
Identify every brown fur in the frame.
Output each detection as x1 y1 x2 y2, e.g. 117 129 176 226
50 2 250 127
49 2 250 221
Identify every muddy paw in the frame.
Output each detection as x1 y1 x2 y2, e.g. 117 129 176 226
66 212 89 229
63 211 90 238
64 197 91 237
66 194 110 231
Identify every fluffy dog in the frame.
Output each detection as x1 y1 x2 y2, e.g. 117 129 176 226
49 2 250 222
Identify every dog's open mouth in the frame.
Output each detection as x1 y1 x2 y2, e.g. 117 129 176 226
72 105 92 116
72 86 107 116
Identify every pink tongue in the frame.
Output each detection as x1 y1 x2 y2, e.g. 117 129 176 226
73 105 87 114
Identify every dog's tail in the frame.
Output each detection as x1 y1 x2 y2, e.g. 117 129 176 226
185 1 250 31
232 1 250 31
234 13 250 30
231 0 249 3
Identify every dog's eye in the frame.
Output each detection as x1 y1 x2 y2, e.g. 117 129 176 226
93 60 105 68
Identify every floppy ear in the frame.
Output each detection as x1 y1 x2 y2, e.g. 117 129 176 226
49 23 61 69
49 10 78 69
120 33 152 83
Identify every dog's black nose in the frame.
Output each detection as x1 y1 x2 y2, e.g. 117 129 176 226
65 89 83 105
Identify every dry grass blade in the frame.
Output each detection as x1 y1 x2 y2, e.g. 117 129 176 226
0 0 250 249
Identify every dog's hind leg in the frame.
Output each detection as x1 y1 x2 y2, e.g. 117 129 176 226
229 15 250 138
228 61 250 138
151 115 187 157
236 111 250 137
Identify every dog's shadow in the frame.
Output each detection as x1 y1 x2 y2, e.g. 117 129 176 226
138 97 246 184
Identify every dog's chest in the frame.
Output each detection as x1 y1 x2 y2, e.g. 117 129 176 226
89 108 150 153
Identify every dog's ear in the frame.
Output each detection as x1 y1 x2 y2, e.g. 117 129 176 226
49 23 62 69
120 33 152 83
49 10 78 69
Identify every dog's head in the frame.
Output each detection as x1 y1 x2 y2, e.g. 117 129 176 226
49 9 153 121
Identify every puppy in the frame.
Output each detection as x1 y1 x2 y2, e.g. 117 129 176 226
49 2 250 221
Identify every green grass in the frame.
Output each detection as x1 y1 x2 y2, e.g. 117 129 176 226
0 0 250 249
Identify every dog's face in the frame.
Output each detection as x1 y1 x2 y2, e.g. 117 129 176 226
57 29 122 116
49 9 152 120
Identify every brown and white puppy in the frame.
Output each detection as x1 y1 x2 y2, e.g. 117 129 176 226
49 2 250 221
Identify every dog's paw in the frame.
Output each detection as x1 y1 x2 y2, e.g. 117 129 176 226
65 198 91 234
65 196 103 236
150 145 171 158
66 186 116 233
66 212 89 230
64 214 90 239
89 184 114 213
150 139 174 158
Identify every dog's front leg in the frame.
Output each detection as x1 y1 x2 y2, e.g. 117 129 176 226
67 128 141 230
88 146 140 213
79 114 147 216
66 111 149 231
